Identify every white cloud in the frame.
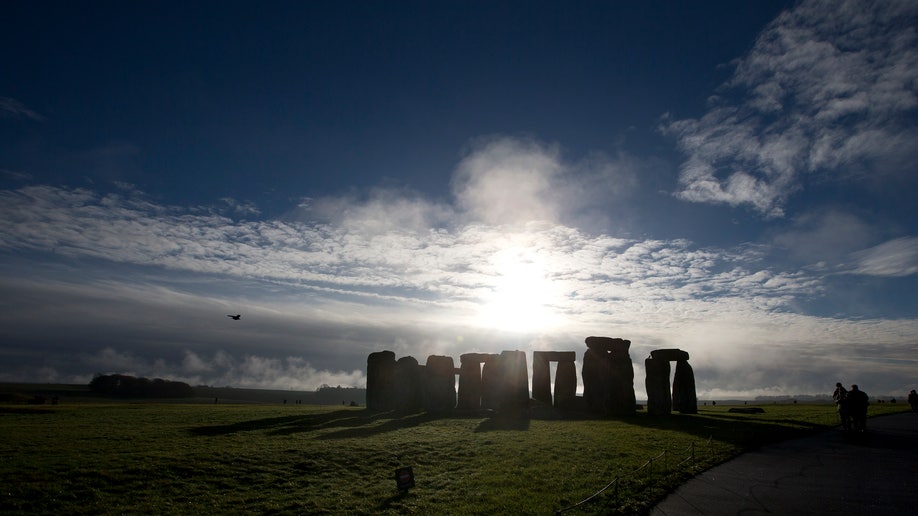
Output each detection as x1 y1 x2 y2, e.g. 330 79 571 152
662 0 918 216
297 187 453 234
1 133 917 396
451 136 639 228
850 237 918 277
219 197 261 217
452 137 566 225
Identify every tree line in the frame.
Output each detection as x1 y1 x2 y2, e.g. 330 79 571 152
89 374 194 398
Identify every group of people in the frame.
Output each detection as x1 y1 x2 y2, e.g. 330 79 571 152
832 382 869 432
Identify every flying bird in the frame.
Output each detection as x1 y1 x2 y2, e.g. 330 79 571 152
227 314 241 320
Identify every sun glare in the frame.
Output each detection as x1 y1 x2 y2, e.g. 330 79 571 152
476 256 563 332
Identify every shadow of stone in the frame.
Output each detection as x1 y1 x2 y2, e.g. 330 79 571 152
377 489 415 512
474 412 531 432
624 411 835 449
190 409 390 437
316 411 437 439
0 407 55 415
190 404 845 453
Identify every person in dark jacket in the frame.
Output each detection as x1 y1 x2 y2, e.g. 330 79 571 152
847 384 869 432
908 389 917 412
832 382 851 431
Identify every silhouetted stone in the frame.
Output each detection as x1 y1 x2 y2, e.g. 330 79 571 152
532 351 577 408
480 357 499 410
607 349 636 416
367 351 397 411
423 355 456 412
585 336 631 354
531 352 552 405
554 359 577 409
582 347 611 413
456 353 497 410
672 360 697 414
650 348 689 362
496 350 529 413
582 337 635 416
394 356 423 411
645 356 672 415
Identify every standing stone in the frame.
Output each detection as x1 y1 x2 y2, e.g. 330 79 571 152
582 347 612 414
423 355 456 413
672 360 698 414
554 359 577 409
457 353 484 410
496 350 529 413
394 356 423 412
607 349 636 416
645 356 672 415
367 351 396 411
533 351 578 408
480 357 499 410
583 337 635 416
531 352 552 405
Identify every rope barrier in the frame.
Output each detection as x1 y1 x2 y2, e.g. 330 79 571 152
555 435 715 514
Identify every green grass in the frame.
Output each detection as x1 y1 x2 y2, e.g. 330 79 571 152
0 402 907 515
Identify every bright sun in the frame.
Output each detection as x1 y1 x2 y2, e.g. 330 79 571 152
476 257 563 332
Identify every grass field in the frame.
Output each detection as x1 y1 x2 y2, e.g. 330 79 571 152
0 401 908 515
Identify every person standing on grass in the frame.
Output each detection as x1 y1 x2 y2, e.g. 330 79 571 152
908 389 917 412
833 382 851 431
847 384 869 432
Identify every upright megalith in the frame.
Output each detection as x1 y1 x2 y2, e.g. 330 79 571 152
532 351 577 408
480 356 499 410
457 353 497 411
531 352 553 405
423 355 457 413
672 360 697 414
582 347 611 412
608 347 636 415
495 350 529 413
554 356 578 409
367 350 397 411
644 356 671 415
645 348 696 415
582 337 635 416
394 356 423 412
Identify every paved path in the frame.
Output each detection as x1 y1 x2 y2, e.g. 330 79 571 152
650 411 918 515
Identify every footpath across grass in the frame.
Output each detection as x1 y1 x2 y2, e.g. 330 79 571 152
0 402 907 515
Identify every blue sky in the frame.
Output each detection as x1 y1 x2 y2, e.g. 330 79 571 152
2 0 916 398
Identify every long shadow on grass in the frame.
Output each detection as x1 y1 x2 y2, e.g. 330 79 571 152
622 411 832 449
190 409 393 437
190 408 533 439
315 411 441 439
190 407 832 449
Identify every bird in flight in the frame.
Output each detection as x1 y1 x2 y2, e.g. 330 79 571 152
227 314 241 320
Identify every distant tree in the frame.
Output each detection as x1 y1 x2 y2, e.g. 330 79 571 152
88 374 193 398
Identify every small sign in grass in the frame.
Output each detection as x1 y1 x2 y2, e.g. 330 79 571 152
394 466 415 491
